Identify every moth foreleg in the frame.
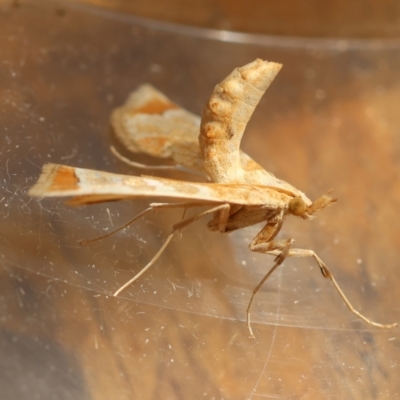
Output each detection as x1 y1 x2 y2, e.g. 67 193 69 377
246 233 294 339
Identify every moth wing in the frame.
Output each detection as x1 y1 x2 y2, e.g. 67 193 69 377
200 59 282 185
111 84 272 182
28 164 292 208
111 84 205 174
110 76 305 200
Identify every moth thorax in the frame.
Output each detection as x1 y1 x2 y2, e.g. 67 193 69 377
289 196 307 216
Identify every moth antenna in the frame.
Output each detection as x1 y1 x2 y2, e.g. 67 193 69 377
79 206 155 245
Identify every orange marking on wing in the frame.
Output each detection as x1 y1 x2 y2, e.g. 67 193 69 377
242 158 263 171
129 99 179 115
50 166 80 191
136 136 170 154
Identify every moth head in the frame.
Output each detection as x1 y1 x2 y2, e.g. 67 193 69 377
288 196 307 217
289 191 337 219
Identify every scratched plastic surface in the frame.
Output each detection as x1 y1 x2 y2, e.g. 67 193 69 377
1 1 400 399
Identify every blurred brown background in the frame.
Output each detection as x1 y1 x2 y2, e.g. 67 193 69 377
79 0 400 37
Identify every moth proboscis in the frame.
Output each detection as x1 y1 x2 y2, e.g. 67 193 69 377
29 59 397 339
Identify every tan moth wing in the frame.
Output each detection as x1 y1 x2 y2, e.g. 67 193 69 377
199 59 281 184
111 60 304 199
28 163 296 208
31 60 315 210
111 84 205 174
199 59 308 198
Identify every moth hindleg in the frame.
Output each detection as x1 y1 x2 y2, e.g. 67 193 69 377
113 203 230 297
266 247 397 330
80 202 210 244
80 205 157 245
248 236 398 338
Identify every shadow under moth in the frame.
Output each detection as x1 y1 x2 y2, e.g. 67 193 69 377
29 59 397 338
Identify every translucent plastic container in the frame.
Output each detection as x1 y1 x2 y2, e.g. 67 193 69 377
1 1 400 398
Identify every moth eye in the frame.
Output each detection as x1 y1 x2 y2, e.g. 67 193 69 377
289 196 307 216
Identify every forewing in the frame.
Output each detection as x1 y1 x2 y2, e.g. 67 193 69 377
199 59 282 184
110 69 309 203
28 164 293 208
110 84 277 184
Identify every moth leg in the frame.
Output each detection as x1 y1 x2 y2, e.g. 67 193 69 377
80 205 157 245
150 201 215 223
240 218 285 338
268 247 397 330
150 202 212 210
80 202 208 244
205 204 232 232
172 203 230 232
111 146 206 178
248 239 398 338
207 204 243 232
113 203 230 297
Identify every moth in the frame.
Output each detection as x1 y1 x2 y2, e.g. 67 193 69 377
29 59 397 338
